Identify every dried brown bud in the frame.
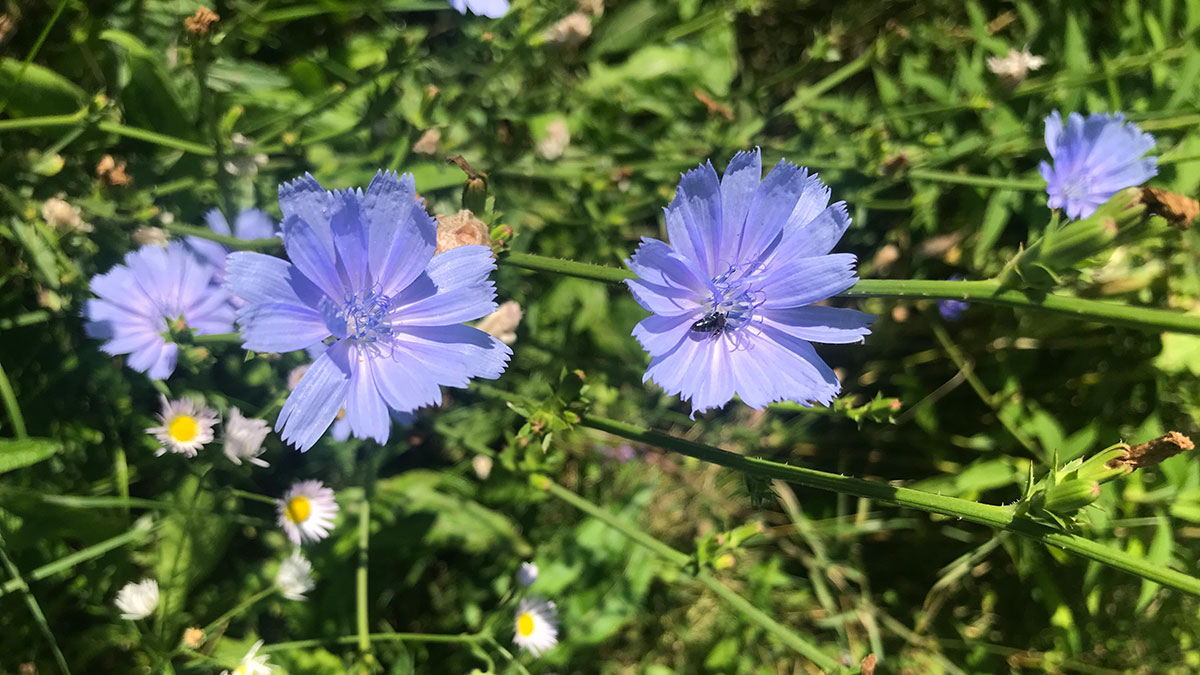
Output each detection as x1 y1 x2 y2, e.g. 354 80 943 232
133 226 168 247
544 12 592 47
476 300 523 344
96 155 131 186
181 626 205 649
41 196 93 233
434 210 492 254
536 119 570 161
860 654 877 675
0 14 15 45
184 7 219 35
693 89 734 121
1139 187 1198 230
412 128 442 155
1109 432 1195 472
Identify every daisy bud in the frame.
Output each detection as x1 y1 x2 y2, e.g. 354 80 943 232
516 561 538 587
181 627 205 649
223 407 271 467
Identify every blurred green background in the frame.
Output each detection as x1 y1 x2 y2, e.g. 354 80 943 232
2 0 1200 672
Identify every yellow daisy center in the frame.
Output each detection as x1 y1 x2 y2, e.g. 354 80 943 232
232 667 250 675
517 612 535 637
286 496 312 524
168 415 199 443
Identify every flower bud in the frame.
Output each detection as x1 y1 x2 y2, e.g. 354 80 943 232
1042 479 1101 515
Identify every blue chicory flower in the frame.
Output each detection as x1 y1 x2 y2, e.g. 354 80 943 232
625 149 873 416
227 171 511 451
84 243 235 379
448 0 508 18
300 343 416 443
937 275 969 321
1039 111 1157 221
183 208 277 284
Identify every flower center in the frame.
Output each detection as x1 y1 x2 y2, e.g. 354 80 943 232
339 287 393 342
1062 175 1091 201
286 496 312 524
696 271 758 334
517 613 535 637
168 415 199 442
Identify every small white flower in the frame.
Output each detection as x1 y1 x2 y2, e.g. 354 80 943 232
147 395 218 457
513 595 558 656
224 407 270 467
221 640 272 675
986 47 1045 85
133 225 168 247
277 480 339 545
275 551 315 601
516 562 538 587
114 578 159 620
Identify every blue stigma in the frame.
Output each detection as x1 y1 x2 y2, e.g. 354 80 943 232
333 287 393 342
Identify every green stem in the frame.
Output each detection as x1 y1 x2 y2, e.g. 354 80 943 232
261 631 483 654
162 222 280 250
229 489 278 506
579 414 1200 597
200 586 275 635
191 333 243 345
0 529 71 674
539 477 844 672
905 168 1044 191
356 450 378 656
0 358 27 438
0 109 87 132
496 253 1200 335
95 121 213 156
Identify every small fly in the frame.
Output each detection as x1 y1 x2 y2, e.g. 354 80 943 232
690 311 727 337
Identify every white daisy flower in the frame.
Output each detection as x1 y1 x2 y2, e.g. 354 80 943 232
276 480 339 545
513 595 558 656
147 395 217 457
516 561 538 587
114 578 159 620
224 407 270 467
986 46 1046 85
221 639 272 675
274 550 315 601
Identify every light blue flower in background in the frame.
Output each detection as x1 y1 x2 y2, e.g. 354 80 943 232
183 208 277 284
448 0 509 18
1040 111 1157 221
228 171 511 451
625 149 873 416
84 243 235 379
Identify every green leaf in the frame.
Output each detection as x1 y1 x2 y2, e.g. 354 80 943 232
0 438 61 474
0 58 86 116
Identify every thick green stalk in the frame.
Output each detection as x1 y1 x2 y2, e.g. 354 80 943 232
0 358 28 438
173 229 1200 336
495 252 1200 335
191 332 244 345
539 477 844 672
580 414 1200 597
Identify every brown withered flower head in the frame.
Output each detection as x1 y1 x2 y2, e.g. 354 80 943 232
96 155 131 186
1139 187 1199 230
434 210 492 254
185 7 219 35
1108 432 1195 472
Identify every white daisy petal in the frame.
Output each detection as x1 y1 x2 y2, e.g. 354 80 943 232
513 595 558 657
114 578 159 620
224 407 271 467
146 395 218 457
220 639 272 675
275 551 315 601
276 480 339 546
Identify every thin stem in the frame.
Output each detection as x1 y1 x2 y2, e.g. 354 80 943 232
0 518 155 596
162 222 280 250
580 414 1200 597
200 586 275 635
229 489 278 506
0 358 28 438
95 121 213 156
356 450 378 656
261 631 483 654
495 252 1200 335
905 169 1044 191
0 529 71 674
538 477 844 672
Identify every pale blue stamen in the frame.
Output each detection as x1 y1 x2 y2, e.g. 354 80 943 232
341 287 393 342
